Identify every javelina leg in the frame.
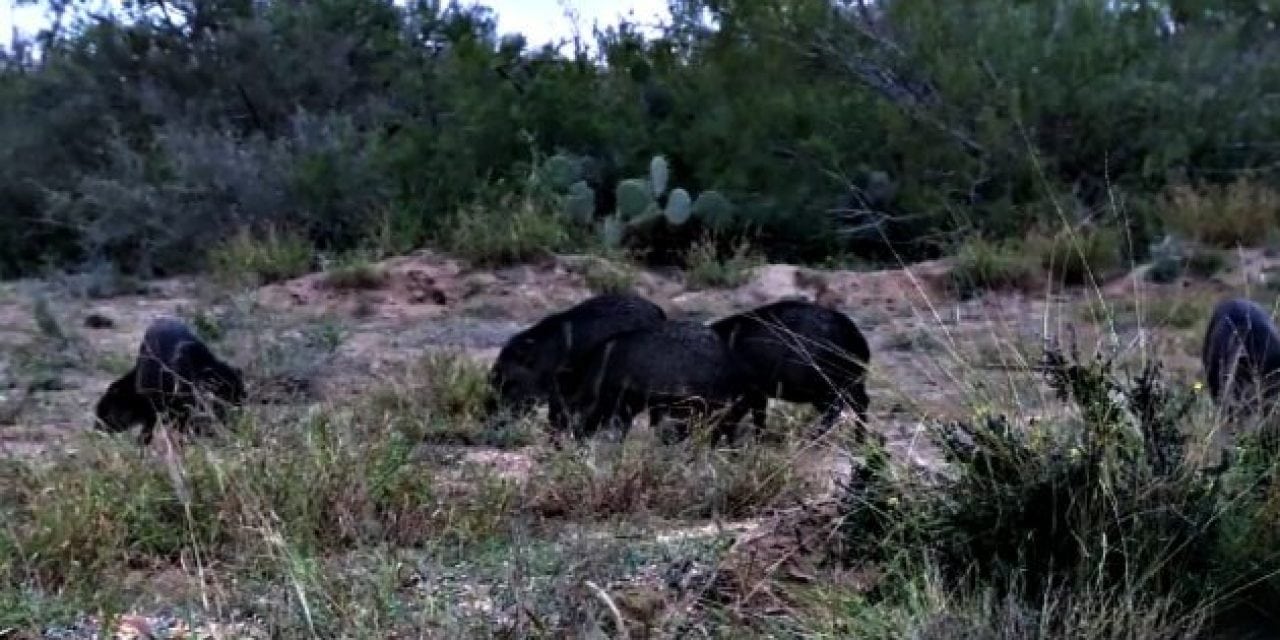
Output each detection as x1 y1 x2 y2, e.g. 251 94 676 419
135 408 159 446
657 403 691 445
813 398 844 437
648 405 672 441
747 393 774 442
574 386 625 441
611 403 640 443
711 398 753 446
548 393 572 433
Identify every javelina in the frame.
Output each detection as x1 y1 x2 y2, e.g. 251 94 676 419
487 293 666 430
1202 297 1280 419
94 317 246 445
559 320 756 445
708 300 871 441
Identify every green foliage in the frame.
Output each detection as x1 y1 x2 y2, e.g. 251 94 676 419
441 190 577 268
209 226 315 288
1032 227 1125 286
616 178 655 221
2 0 1280 280
321 251 388 291
684 236 764 290
595 154 740 250
664 188 692 225
1145 237 1230 283
1160 178 1280 248
563 181 596 225
1187 247 1229 279
691 191 734 232
649 155 669 197
837 342 1280 634
947 237 1039 298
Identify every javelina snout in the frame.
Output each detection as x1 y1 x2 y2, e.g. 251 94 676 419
1202 297 1280 422
559 320 756 445
708 300 872 442
94 317 246 445
488 293 667 430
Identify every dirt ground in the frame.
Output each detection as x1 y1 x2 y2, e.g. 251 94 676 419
3 247 1262 467
3 247 1276 636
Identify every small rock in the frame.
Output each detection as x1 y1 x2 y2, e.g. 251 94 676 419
84 313 115 329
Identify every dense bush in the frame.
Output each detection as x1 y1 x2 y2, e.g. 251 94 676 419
3 0 1280 278
837 342 1280 635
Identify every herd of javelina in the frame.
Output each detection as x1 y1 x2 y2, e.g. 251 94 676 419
91 293 1280 447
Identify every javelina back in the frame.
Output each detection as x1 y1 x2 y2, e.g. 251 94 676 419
488 293 666 429
559 320 756 445
94 317 246 445
708 300 871 441
1202 297 1280 419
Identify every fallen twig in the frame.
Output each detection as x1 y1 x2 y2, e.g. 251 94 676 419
585 580 629 640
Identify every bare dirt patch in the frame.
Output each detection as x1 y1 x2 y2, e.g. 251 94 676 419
0 248 1244 467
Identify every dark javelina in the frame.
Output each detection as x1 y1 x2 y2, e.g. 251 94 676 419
560 320 756 444
1202 297 1280 419
487 293 666 430
94 317 246 445
708 300 872 441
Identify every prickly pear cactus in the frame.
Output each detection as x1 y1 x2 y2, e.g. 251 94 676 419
664 188 692 225
616 178 655 221
541 153 580 192
601 215 626 248
691 190 733 231
562 180 596 225
649 155 669 198
627 210 665 229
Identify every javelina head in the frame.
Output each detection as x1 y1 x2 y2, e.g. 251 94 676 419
488 335 557 415
94 369 149 433
199 361 247 408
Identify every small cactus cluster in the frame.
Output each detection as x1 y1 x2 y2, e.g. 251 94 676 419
536 152 734 248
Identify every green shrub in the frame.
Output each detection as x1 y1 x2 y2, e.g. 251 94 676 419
1032 227 1125 286
1186 248 1228 279
209 226 315 288
441 192 577 268
836 342 1280 635
947 237 1040 298
1160 178 1280 248
527 432 806 522
684 236 764 290
0 406 520 592
321 251 388 291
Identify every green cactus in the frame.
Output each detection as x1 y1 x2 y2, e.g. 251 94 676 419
616 178 656 221
627 210 665 229
541 153 580 192
562 180 596 225
601 215 626 248
664 187 692 225
649 155 669 198
691 190 734 231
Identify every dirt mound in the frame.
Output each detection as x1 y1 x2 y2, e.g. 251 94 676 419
252 250 953 327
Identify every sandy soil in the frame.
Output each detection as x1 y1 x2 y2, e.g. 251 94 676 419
4 246 1274 637
1 247 1260 465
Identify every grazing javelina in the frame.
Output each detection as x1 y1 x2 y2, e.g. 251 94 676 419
488 293 666 429
560 320 756 444
94 317 246 445
708 300 871 441
1202 297 1280 418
